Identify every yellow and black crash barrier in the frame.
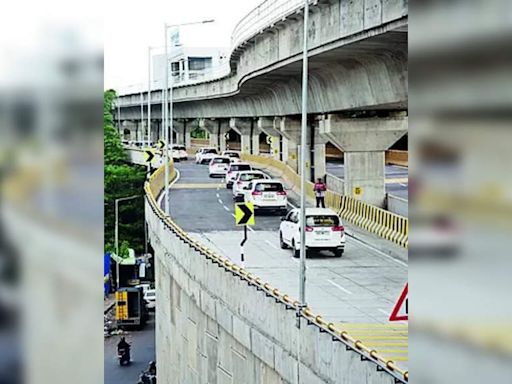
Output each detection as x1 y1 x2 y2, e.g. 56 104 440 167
241 154 408 248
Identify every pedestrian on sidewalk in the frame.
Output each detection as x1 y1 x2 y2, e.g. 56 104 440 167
314 178 327 208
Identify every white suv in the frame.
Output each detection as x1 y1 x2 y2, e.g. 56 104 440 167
172 145 188 160
195 147 218 164
244 180 287 214
279 208 346 258
232 171 269 200
225 162 252 188
209 156 232 177
222 150 241 163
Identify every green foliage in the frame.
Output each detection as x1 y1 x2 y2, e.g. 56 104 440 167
191 126 207 139
104 90 147 255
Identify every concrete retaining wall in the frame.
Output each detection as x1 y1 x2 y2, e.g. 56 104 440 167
387 194 408 217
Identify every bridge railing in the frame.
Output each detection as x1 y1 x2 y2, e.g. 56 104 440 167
142 155 408 383
231 0 307 49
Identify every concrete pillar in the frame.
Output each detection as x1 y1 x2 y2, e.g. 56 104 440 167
319 114 407 206
313 140 327 181
172 119 186 146
230 118 259 155
199 118 229 152
279 117 303 172
257 117 281 160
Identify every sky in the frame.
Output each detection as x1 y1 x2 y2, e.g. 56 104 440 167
104 0 262 91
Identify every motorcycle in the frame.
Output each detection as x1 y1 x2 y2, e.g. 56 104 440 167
137 371 156 384
117 346 131 366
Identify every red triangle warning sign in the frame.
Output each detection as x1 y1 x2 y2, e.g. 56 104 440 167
389 283 408 321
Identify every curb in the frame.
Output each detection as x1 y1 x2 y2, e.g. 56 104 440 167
104 302 115 315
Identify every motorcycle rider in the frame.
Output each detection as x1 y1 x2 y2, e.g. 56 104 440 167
117 337 131 364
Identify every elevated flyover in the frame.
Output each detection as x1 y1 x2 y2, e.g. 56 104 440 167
142 152 408 383
117 0 408 207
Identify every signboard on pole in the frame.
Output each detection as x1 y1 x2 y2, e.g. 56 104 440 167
144 148 155 163
389 283 408 321
235 203 255 226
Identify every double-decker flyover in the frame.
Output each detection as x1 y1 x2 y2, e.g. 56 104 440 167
117 0 408 208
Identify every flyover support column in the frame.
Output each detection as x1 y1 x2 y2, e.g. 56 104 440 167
319 114 407 206
280 117 303 173
199 118 229 152
230 118 255 155
257 117 281 160
313 132 327 181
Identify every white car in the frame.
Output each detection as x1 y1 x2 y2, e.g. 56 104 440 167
195 147 218 164
208 156 232 177
225 162 252 188
232 171 269 200
172 145 188 160
244 180 288 214
279 208 346 258
143 289 156 310
222 150 241 163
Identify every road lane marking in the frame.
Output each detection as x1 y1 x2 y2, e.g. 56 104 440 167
265 240 280 250
223 206 230 212
327 279 353 295
172 183 222 189
218 198 223 204
216 193 220 198
157 169 181 207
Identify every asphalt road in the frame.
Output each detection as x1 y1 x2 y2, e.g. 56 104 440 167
163 161 408 324
104 314 155 384
326 160 409 200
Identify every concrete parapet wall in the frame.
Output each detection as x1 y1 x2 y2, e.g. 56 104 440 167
144 161 408 384
326 173 345 194
387 194 408 217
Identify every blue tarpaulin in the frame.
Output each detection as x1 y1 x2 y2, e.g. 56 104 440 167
104 252 111 296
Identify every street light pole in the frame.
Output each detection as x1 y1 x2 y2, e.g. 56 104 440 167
299 0 309 308
114 194 141 290
297 2 309 382
148 46 152 147
162 19 214 216
163 24 170 215
140 89 144 147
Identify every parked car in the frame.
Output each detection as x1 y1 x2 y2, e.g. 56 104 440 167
244 180 287 214
225 162 252 188
195 147 218 164
279 208 346 258
208 156 232 177
232 171 269 200
172 145 188 160
222 150 241 163
143 289 156 310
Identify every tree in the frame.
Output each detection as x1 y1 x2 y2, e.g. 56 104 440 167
104 90 147 255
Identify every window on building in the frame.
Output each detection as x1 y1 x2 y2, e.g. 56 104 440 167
188 57 212 71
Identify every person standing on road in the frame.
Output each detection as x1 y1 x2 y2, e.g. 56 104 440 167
314 178 327 208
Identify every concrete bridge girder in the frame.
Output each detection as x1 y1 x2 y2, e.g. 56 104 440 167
319 114 408 206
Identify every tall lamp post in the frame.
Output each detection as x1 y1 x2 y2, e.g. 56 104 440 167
162 19 214 215
297 1 309 383
115 194 141 290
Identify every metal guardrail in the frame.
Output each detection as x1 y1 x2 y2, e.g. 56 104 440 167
143 157 408 383
241 154 409 248
231 0 307 50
